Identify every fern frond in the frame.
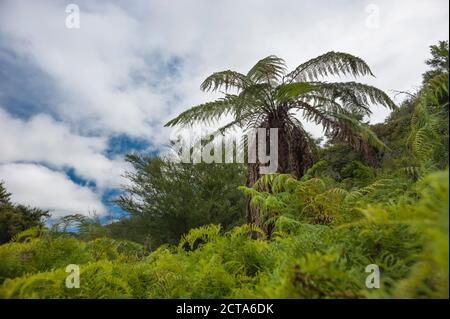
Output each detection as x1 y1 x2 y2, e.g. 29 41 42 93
287 51 374 82
11 226 44 243
201 70 251 92
178 224 221 251
165 94 256 127
314 82 397 112
344 179 395 203
247 55 287 84
332 112 387 151
228 224 265 238
275 82 315 101
408 73 448 164
296 178 327 196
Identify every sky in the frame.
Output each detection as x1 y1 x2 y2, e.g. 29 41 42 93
0 0 448 220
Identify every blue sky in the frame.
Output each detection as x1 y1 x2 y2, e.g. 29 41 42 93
0 0 448 219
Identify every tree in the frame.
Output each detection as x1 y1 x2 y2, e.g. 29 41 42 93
0 182 49 244
0 182 11 206
165 52 396 224
408 41 449 177
368 40 449 180
114 154 245 247
422 41 449 84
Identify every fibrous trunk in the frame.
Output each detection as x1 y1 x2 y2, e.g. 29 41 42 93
245 115 314 235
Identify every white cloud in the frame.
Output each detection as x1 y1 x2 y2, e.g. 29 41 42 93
0 163 105 217
0 0 171 141
0 109 128 189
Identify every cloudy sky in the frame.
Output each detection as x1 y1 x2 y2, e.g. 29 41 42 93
0 0 448 219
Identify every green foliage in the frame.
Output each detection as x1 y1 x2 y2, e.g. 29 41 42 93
372 41 449 178
408 72 449 173
371 99 416 170
422 40 449 84
0 182 49 244
360 170 449 298
114 154 245 247
0 230 144 285
286 51 374 82
0 167 447 298
178 224 221 251
0 234 87 283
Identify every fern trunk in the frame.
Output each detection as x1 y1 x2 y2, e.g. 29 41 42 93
245 114 314 234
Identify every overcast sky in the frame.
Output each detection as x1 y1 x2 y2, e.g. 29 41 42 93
0 0 448 219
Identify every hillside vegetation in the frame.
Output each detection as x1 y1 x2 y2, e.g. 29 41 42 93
0 41 448 299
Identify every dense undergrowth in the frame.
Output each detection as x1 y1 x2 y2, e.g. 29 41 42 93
0 167 447 298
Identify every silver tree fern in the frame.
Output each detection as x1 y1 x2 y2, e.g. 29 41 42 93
165 52 396 225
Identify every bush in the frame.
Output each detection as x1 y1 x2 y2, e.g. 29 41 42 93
0 168 447 299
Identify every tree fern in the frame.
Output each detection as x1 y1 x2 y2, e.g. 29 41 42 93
285 51 374 82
